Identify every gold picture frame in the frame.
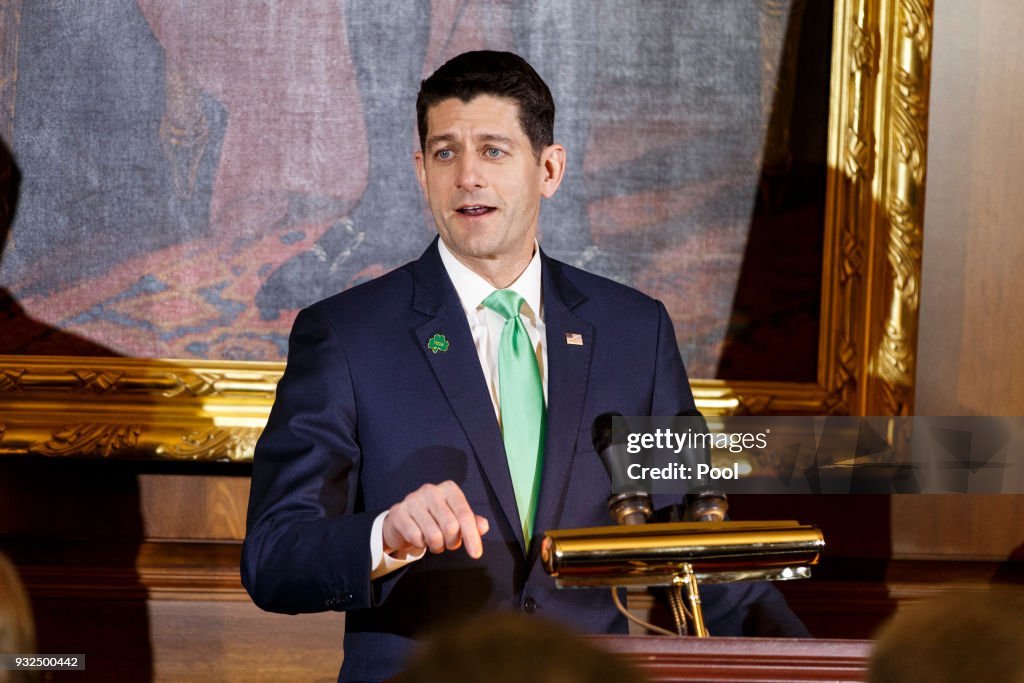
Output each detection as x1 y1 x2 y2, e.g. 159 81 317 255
0 0 932 461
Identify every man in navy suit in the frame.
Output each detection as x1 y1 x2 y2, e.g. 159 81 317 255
242 50 806 683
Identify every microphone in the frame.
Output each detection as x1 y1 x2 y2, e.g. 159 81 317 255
589 410 725 637
674 409 729 522
592 412 652 525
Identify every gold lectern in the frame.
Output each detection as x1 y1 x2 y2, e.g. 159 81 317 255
542 520 824 637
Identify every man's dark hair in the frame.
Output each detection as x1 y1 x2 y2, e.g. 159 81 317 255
416 50 555 158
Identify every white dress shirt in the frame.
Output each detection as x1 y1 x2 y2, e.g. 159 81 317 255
369 238 547 579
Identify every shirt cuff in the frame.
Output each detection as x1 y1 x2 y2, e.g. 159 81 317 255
370 510 426 580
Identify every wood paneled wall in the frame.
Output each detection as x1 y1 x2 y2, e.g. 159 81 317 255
916 1 1024 418
0 460 346 681
895 0 1024 567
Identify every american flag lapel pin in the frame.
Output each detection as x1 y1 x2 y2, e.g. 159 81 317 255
565 332 583 346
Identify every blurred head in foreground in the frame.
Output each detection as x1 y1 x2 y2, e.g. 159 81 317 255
869 589 1024 683
0 552 37 683
396 613 649 683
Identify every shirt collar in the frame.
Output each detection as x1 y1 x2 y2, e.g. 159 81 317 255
437 238 543 321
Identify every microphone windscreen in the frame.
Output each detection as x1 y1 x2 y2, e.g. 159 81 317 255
591 411 620 455
592 412 641 493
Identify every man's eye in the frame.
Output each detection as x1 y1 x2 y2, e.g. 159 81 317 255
485 148 504 159
436 149 453 160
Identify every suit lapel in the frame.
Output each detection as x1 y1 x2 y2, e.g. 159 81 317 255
411 241 524 551
532 255 594 554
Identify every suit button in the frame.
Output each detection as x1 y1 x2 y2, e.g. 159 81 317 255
339 593 353 607
523 597 537 614
324 597 337 609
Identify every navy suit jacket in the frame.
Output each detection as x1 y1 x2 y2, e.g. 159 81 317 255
242 240 806 682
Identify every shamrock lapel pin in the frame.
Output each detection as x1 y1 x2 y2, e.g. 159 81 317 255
426 333 450 354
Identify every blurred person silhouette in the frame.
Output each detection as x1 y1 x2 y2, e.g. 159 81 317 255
869 589 1024 683
395 612 648 683
0 553 38 683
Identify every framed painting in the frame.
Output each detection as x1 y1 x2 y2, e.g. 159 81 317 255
0 0 932 461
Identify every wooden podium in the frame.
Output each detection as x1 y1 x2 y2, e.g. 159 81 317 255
586 636 872 683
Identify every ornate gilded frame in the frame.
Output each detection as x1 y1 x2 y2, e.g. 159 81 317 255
0 0 932 461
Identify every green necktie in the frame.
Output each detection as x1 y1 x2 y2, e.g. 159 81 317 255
482 289 545 546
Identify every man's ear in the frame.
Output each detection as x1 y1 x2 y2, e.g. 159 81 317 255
539 143 566 199
413 150 427 194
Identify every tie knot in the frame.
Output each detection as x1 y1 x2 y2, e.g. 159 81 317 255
482 289 526 320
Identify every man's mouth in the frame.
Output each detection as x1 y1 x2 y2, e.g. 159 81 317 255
455 205 496 217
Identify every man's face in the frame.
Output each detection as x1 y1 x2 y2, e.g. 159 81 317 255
415 95 564 283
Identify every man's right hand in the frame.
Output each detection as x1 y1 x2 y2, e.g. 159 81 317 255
381 480 490 560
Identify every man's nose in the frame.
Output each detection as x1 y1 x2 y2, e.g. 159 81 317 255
455 155 486 190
